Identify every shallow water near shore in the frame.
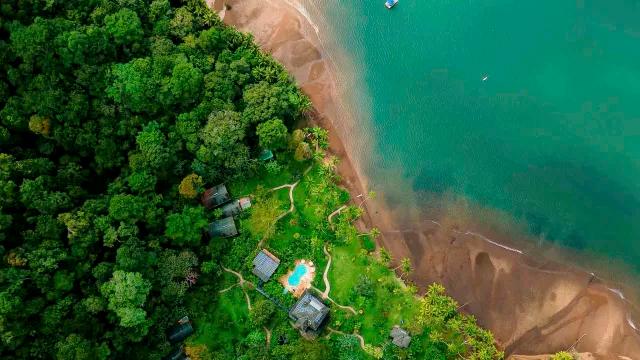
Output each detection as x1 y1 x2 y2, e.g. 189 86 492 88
309 0 640 274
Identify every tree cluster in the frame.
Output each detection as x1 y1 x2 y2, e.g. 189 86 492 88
0 0 308 358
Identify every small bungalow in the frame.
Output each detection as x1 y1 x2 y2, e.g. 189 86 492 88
390 326 411 348
163 347 188 360
220 197 252 217
289 290 329 336
208 216 238 238
258 149 274 161
252 249 280 283
201 184 231 208
168 317 194 343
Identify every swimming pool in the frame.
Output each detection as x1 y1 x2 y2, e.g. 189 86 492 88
287 264 308 286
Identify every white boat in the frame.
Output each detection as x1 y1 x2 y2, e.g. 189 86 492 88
385 0 398 9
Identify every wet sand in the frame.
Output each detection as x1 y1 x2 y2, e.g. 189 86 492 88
212 0 640 358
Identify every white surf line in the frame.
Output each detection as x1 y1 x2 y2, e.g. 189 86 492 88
388 219 524 254
424 218 524 255
608 287 627 301
276 0 345 112
461 230 524 254
627 314 639 332
278 0 320 35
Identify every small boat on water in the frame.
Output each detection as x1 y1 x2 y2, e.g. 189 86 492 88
385 0 398 9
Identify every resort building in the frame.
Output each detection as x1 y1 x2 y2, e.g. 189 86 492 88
258 149 274 161
252 249 280 283
220 197 252 217
163 346 188 360
390 326 411 348
208 217 238 238
201 184 231 208
288 290 329 336
167 316 194 343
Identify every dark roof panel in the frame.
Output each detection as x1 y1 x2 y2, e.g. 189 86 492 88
208 217 238 238
201 184 231 208
289 291 329 332
168 323 194 343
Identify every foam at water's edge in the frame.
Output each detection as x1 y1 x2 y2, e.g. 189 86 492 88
278 0 319 35
628 315 639 332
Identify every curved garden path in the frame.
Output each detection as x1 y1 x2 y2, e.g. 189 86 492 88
325 327 366 350
327 205 347 228
221 266 254 310
258 166 314 248
326 296 357 315
321 244 332 299
311 244 358 315
218 283 238 294
222 267 277 348
264 326 272 348
270 181 299 222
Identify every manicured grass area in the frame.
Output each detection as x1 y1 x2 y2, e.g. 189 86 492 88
328 237 419 345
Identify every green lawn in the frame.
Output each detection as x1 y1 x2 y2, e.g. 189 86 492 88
328 237 419 345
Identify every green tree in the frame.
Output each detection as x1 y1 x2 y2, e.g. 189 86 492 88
178 173 204 199
108 194 146 222
169 59 203 104
294 142 312 162
200 111 246 155
170 7 194 38
256 118 288 150
249 299 276 328
104 8 144 46
127 171 157 193
107 58 156 112
28 115 51 136
551 352 575 360
399 258 413 279
55 334 110 360
352 275 374 299
242 81 293 125
164 206 208 246
134 121 171 171
100 271 151 329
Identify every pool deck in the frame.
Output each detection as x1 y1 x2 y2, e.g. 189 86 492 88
280 259 316 297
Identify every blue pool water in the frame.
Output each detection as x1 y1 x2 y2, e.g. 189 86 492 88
288 264 308 286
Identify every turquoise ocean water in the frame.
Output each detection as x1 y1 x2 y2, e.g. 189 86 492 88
314 0 640 270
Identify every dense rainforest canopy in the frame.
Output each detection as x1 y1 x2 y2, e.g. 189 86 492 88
0 0 309 358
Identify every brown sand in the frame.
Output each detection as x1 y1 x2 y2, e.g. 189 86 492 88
213 0 640 358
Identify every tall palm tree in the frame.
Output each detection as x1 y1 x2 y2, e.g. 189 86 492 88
379 247 392 266
395 258 412 279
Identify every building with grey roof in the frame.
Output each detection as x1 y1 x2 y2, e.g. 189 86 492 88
390 326 411 348
220 197 252 217
201 184 231 209
208 217 238 238
288 291 329 335
252 249 280 282
167 316 194 343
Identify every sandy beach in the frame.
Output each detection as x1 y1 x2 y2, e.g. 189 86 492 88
212 0 640 358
